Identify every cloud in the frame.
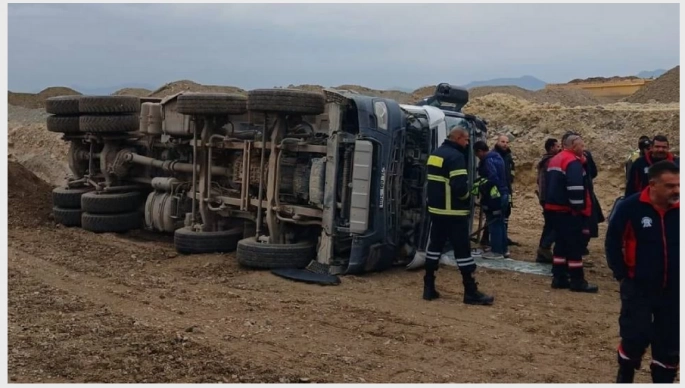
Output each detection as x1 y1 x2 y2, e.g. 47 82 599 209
8 3 680 92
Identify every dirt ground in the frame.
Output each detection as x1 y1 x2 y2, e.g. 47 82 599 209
6 158 671 384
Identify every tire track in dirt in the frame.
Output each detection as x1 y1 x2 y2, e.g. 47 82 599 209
9 225 638 383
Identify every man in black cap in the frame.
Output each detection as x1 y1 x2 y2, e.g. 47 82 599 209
626 135 680 197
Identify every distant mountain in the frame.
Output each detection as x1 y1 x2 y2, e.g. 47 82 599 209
67 82 157 95
636 69 667 79
462 75 547 91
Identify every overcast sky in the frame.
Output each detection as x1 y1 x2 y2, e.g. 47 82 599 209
8 3 680 93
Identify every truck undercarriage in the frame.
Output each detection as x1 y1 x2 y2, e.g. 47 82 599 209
47 84 486 276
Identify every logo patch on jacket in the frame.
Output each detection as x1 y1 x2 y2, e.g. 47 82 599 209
641 216 653 228
644 167 650 174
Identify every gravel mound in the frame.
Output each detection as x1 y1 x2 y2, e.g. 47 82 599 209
113 88 152 97
7 160 54 228
625 66 680 104
8 87 81 109
148 80 246 98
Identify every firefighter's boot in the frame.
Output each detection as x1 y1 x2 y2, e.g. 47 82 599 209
616 365 635 383
551 275 570 289
423 274 440 301
462 274 494 306
569 266 599 293
651 363 677 383
423 259 440 301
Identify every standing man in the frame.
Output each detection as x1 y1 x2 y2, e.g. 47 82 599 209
605 160 679 383
494 134 516 253
544 133 598 293
625 135 679 197
423 126 494 305
625 136 652 183
473 140 508 260
535 138 560 263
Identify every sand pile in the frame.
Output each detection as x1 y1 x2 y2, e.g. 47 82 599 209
625 66 680 104
7 160 55 229
8 87 81 109
148 80 246 98
568 75 642 84
113 88 153 97
464 93 680 169
8 105 71 186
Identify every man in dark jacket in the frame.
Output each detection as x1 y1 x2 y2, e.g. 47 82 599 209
544 133 598 293
625 136 652 183
625 135 680 197
494 135 516 251
474 141 508 260
535 138 560 263
423 126 494 306
605 160 680 383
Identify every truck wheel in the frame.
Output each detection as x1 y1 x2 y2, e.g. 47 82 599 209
247 89 325 115
45 96 81 115
236 237 316 269
80 114 139 133
81 211 142 233
52 186 93 209
174 227 243 254
79 96 140 114
53 207 82 227
47 115 80 133
176 93 247 115
81 191 143 214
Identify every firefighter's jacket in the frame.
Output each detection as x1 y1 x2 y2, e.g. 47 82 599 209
426 140 470 217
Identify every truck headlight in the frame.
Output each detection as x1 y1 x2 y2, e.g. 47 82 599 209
374 101 388 130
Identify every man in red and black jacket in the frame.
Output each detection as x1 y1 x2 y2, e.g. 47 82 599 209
625 135 680 197
605 160 680 384
544 133 598 292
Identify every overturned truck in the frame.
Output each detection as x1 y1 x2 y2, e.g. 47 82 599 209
47 84 486 275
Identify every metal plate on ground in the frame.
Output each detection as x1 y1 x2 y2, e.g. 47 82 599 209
442 250 552 276
271 268 341 286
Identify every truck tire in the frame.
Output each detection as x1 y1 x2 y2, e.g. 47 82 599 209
81 191 143 214
236 237 316 269
45 96 81 115
81 211 142 233
176 93 247 115
79 96 140 114
52 186 93 209
47 115 80 133
174 227 243 254
247 89 325 115
53 207 82 227
80 114 139 133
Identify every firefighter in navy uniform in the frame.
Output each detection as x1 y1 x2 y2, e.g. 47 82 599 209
423 126 494 305
544 133 598 292
605 160 680 384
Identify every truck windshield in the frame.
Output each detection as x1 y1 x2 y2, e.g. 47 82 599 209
445 116 472 131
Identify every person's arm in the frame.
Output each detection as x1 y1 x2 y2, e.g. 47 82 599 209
485 157 503 189
625 162 638 197
447 153 469 200
565 160 586 211
586 151 598 179
605 200 630 281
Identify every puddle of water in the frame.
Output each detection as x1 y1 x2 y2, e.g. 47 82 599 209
441 250 552 276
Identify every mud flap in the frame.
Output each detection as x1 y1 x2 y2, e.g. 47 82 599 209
271 268 341 286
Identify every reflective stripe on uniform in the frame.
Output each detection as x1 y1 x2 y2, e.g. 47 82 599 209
427 174 448 182
566 186 584 190
490 186 500 199
458 192 469 200
427 155 444 168
428 207 469 216
449 169 467 177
